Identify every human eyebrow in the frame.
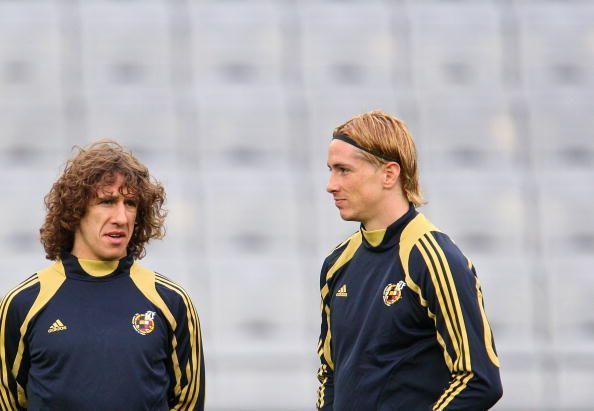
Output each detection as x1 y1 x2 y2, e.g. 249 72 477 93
328 162 352 170
96 194 117 204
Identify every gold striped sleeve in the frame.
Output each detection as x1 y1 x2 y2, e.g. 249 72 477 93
416 236 464 371
418 232 475 408
316 364 329 408
131 265 204 410
12 264 67 382
476 278 500 367
325 235 352 258
433 372 474 411
320 232 362 371
155 274 203 411
1 263 66 411
401 214 495 408
403 275 454 372
425 233 471 370
398 213 460 372
321 304 333 370
321 232 362 300
0 275 40 411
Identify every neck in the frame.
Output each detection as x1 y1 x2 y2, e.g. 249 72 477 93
363 196 410 231
78 259 120 277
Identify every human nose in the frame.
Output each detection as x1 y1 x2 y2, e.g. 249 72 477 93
326 172 338 193
112 200 127 225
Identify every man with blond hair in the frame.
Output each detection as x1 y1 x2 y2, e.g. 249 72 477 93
316 111 502 410
1 141 204 410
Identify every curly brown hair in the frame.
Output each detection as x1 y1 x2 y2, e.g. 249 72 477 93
40 140 167 260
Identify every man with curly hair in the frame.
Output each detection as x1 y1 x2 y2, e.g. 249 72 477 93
0 141 205 410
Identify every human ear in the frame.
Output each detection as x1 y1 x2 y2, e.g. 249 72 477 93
383 162 400 189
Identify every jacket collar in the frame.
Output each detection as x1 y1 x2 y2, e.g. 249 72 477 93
360 204 417 252
60 252 134 281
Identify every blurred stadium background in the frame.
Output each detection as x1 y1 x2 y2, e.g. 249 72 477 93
1 0 593 410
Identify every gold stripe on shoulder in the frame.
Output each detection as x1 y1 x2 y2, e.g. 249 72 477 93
130 265 177 328
325 232 357 258
398 213 439 281
323 231 362 298
155 274 193 304
1 274 39 301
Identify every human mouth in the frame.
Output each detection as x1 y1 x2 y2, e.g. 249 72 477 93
334 198 346 207
104 231 127 245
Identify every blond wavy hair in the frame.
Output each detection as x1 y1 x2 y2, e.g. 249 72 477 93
40 140 167 260
333 110 424 206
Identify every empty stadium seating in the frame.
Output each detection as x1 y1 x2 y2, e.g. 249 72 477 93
1 1 592 410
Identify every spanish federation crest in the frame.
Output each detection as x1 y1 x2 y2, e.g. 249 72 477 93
132 311 156 335
383 281 407 306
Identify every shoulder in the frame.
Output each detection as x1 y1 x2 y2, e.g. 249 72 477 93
131 262 196 310
401 217 473 284
322 231 362 270
399 213 439 256
398 213 439 275
3 260 66 300
154 272 195 307
427 231 467 260
423 231 473 279
1 260 65 321
398 213 465 277
130 263 199 333
1 273 41 315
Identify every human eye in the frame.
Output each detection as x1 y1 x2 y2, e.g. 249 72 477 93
125 198 138 208
98 197 115 205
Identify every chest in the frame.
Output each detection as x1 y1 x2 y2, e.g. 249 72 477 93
329 250 428 347
27 278 169 365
